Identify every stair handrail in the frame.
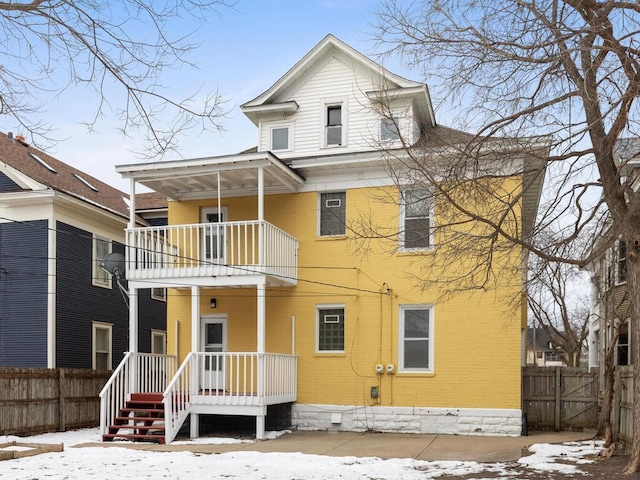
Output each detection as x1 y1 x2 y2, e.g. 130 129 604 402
163 352 194 443
99 351 134 438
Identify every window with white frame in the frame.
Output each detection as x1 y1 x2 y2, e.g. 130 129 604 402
93 235 112 288
316 305 345 352
401 188 433 250
151 330 167 354
380 114 400 142
617 320 629 366
399 305 434 372
325 104 343 146
617 239 627 284
92 322 112 370
319 191 346 236
270 126 290 151
151 288 166 302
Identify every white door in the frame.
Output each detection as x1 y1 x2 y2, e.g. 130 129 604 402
201 207 227 264
201 315 227 391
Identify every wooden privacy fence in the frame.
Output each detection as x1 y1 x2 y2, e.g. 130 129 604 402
0 368 110 436
522 367 599 431
613 365 633 443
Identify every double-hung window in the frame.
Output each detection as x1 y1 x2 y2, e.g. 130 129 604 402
93 322 112 370
93 235 112 288
399 305 434 372
319 192 346 236
617 321 629 366
401 188 433 250
317 305 345 352
617 239 627 284
326 105 342 146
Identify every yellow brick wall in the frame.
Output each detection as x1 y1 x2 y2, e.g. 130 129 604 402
166 183 524 410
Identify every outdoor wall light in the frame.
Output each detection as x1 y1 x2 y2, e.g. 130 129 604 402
210 298 217 308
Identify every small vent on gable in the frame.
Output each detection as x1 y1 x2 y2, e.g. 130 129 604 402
325 199 341 208
28 153 57 174
73 173 98 192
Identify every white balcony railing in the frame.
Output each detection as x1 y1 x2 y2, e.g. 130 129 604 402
125 221 298 284
164 352 297 443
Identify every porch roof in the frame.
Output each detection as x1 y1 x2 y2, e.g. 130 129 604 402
116 151 305 201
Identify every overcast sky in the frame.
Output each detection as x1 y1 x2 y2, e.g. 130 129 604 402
9 0 423 192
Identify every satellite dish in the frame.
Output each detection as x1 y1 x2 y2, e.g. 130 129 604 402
101 252 126 279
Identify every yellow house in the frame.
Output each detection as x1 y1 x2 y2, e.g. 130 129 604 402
101 35 547 443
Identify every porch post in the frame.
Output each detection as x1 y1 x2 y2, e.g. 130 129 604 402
256 410 266 440
258 166 264 222
257 281 265 354
128 178 136 228
191 285 200 351
258 166 265 267
129 286 139 394
190 285 200 439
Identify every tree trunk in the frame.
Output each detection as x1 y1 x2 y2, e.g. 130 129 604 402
600 340 617 446
624 258 640 473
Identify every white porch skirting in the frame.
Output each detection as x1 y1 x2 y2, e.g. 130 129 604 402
291 404 523 437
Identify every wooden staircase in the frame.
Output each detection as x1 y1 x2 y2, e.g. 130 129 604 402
102 393 166 444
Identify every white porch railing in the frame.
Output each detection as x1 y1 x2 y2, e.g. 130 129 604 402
125 221 298 284
99 353 177 438
163 352 297 443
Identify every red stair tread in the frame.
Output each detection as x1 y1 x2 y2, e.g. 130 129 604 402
103 395 167 444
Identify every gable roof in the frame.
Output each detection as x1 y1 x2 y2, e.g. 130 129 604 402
136 191 168 211
240 34 435 128
0 132 133 222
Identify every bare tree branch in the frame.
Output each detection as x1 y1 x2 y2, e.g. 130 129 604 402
0 0 233 157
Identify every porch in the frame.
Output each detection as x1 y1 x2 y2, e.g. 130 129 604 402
100 352 297 444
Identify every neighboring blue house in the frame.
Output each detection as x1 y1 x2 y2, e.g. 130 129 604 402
0 131 167 369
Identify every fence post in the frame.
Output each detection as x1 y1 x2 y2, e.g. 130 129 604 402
554 367 561 431
613 368 622 442
58 369 66 432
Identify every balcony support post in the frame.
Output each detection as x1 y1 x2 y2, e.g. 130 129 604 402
128 178 136 228
257 280 265 354
258 166 264 266
129 286 138 394
191 285 200 352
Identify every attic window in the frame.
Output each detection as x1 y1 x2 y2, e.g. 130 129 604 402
73 173 98 192
29 153 57 174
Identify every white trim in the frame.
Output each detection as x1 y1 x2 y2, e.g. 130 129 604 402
47 216 56 368
92 321 113 370
151 287 166 302
268 122 294 152
315 304 345 353
399 187 434 251
92 234 112 289
317 191 346 237
615 238 627 285
398 304 434 373
320 97 348 149
379 109 404 144
151 329 167 354
201 206 229 264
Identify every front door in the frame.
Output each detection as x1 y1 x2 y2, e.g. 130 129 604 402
201 207 227 264
201 315 227 391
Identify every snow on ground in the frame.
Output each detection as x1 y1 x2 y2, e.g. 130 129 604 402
0 428 603 480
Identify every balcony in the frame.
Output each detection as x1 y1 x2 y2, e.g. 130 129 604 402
125 220 298 286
